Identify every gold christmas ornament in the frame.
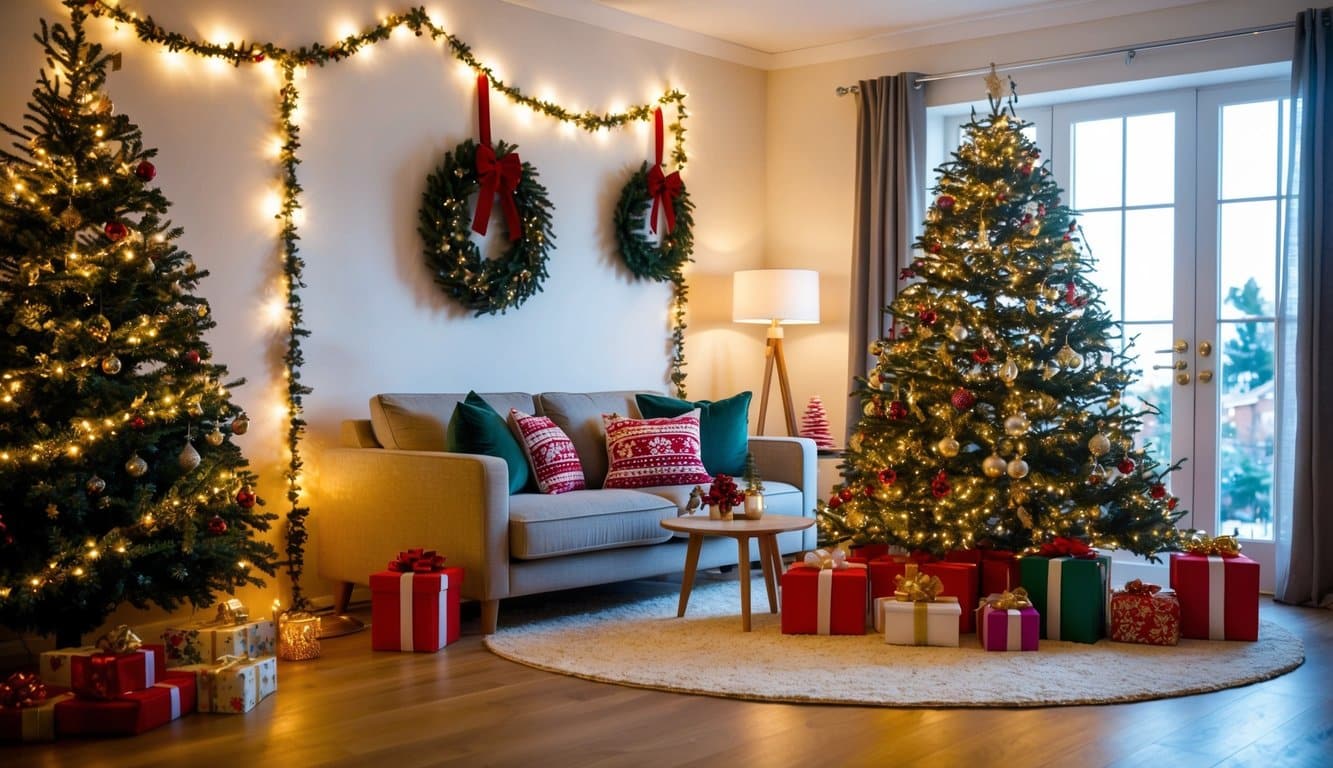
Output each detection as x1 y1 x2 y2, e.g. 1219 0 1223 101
230 415 249 435
936 436 960 458
178 441 201 471
101 355 122 375
1006 457 1029 479
1003 413 1030 436
125 453 148 477
1088 432 1111 457
999 359 1019 384
87 314 112 343
205 428 224 447
1043 284 1061 302
982 453 1007 478
949 323 968 342
1056 343 1079 368
59 207 83 230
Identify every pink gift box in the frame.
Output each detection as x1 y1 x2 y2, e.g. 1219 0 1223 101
977 598 1039 651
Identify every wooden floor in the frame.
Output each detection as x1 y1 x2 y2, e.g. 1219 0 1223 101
8 581 1331 767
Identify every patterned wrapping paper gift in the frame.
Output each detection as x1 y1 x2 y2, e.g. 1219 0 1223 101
1109 579 1181 646
1169 547 1260 641
161 619 276 667
39 646 98 688
54 672 196 737
874 567 961 646
176 655 278 714
864 555 978 634
69 643 166 699
0 677 73 743
1018 539 1111 644
781 549 868 635
976 590 1040 652
370 549 464 652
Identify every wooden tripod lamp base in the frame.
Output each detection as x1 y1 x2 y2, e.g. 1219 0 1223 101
732 269 820 438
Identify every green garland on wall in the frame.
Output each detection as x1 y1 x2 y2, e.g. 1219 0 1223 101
74 0 694 603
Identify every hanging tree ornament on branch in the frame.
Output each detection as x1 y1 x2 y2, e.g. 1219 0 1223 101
420 75 555 315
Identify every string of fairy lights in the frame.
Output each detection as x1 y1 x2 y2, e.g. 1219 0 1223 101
78 0 693 607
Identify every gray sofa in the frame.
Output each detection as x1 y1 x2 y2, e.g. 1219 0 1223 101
318 391 818 633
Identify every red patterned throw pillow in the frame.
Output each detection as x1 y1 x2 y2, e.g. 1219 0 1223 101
602 411 712 489
508 409 586 494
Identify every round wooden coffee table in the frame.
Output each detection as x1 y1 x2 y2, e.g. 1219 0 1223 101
659 514 815 631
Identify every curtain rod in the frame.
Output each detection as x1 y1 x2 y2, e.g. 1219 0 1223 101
834 20 1295 95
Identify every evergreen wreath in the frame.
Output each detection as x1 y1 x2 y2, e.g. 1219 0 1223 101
613 161 694 282
419 138 555 315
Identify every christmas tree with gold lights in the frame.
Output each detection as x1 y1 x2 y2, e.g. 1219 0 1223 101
0 10 276 644
817 84 1185 559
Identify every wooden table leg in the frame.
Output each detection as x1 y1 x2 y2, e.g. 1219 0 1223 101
768 536 786 606
678 533 702 618
737 536 752 631
758 535 778 613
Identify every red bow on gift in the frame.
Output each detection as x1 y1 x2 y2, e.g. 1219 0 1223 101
1038 536 1097 559
0 672 47 709
389 548 446 573
1122 579 1161 596
646 107 683 234
470 74 523 241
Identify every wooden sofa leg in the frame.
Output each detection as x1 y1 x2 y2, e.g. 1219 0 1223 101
481 599 499 635
333 581 354 614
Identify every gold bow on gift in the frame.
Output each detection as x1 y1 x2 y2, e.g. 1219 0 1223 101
94 624 142 654
803 547 850 570
982 588 1032 610
1122 579 1162 596
1183 533 1242 557
894 570 943 603
214 597 250 625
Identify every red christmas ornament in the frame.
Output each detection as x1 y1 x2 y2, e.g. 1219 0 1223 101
950 388 977 410
184 349 201 365
878 468 897 486
887 401 908 420
828 495 842 509
838 487 854 502
1065 282 1078 304
236 485 257 509
937 194 956 210
130 415 147 430
899 267 916 281
864 485 876 498
931 470 951 498
251 51 266 63
927 242 942 254
972 347 991 364
1149 483 1167 500
995 192 1008 203
1117 458 1136 474
1022 213 1033 224
104 221 128 242
134 160 156 181
918 308 938 326
207 515 228 535
1019 163 1033 176
1167 497 1179 511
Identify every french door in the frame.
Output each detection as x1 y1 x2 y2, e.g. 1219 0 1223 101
1049 81 1286 589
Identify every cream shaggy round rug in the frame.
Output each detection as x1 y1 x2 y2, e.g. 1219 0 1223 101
484 579 1305 707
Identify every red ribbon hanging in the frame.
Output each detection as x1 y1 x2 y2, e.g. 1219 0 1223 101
646 107 682 234
1037 536 1098 559
471 74 523 241
388 548 447 573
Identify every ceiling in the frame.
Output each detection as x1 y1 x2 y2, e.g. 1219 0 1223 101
503 0 1207 68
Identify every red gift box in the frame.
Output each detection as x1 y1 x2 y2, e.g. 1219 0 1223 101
55 672 196 737
0 684 74 742
69 644 166 699
944 549 1019 597
1169 553 1259 641
867 556 977 633
370 565 464 652
848 543 890 562
1110 581 1181 646
780 563 867 635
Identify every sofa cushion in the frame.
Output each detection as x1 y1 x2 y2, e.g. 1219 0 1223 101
508 489 676 559
447 392 531 494
638 480 805 537
509 409 586 495
602 411 712 489
537 391 649 489
370 392 535 451
636 391 752 477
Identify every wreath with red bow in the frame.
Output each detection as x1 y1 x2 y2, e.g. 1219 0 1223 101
419 138 555 315
613 162 694 282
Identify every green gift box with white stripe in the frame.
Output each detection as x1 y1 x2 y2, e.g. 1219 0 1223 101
1019 555 1110 644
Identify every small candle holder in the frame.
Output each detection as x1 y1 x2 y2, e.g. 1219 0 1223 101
277 609 321 661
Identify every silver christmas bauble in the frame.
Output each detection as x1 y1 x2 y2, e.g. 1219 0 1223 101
1007 457 1029 479
101 355 122 375
982 453 1007 478
949 323 969 342
86 474 106 494
125 453 148 478
1004 413 1030 436
1088 432 1111 457
178 441 201 471
937 436 960 458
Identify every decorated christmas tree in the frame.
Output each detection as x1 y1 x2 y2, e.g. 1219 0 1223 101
0 9 277 644
817 82 1185 559
799 395 836 449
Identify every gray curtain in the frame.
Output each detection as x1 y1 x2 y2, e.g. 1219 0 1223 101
847 74 926 440
1275 7 1333 608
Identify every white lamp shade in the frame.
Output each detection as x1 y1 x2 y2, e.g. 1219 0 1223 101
732 269 820 325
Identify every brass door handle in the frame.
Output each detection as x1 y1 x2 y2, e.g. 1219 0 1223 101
1153 361 1187 371
1198 341 1213 357
1198 370 1214 383
1155 340 1189 354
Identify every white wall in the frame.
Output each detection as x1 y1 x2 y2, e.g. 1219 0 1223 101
765 0 1311 453
0 0 766 637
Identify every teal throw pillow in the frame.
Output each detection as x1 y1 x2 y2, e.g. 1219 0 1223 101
636 391 752 477
447 391 531 494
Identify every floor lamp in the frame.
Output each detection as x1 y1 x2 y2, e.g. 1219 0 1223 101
733 269 820 436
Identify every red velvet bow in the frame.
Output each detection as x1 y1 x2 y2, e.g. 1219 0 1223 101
389 548 446 573
0 672 47 709
1038 536 1097 559
472 144 523 241
646 107 682 234
1122 579 1161 596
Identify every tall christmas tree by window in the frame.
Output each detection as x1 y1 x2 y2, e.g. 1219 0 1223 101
818 80 1185 558
0 9 277 645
